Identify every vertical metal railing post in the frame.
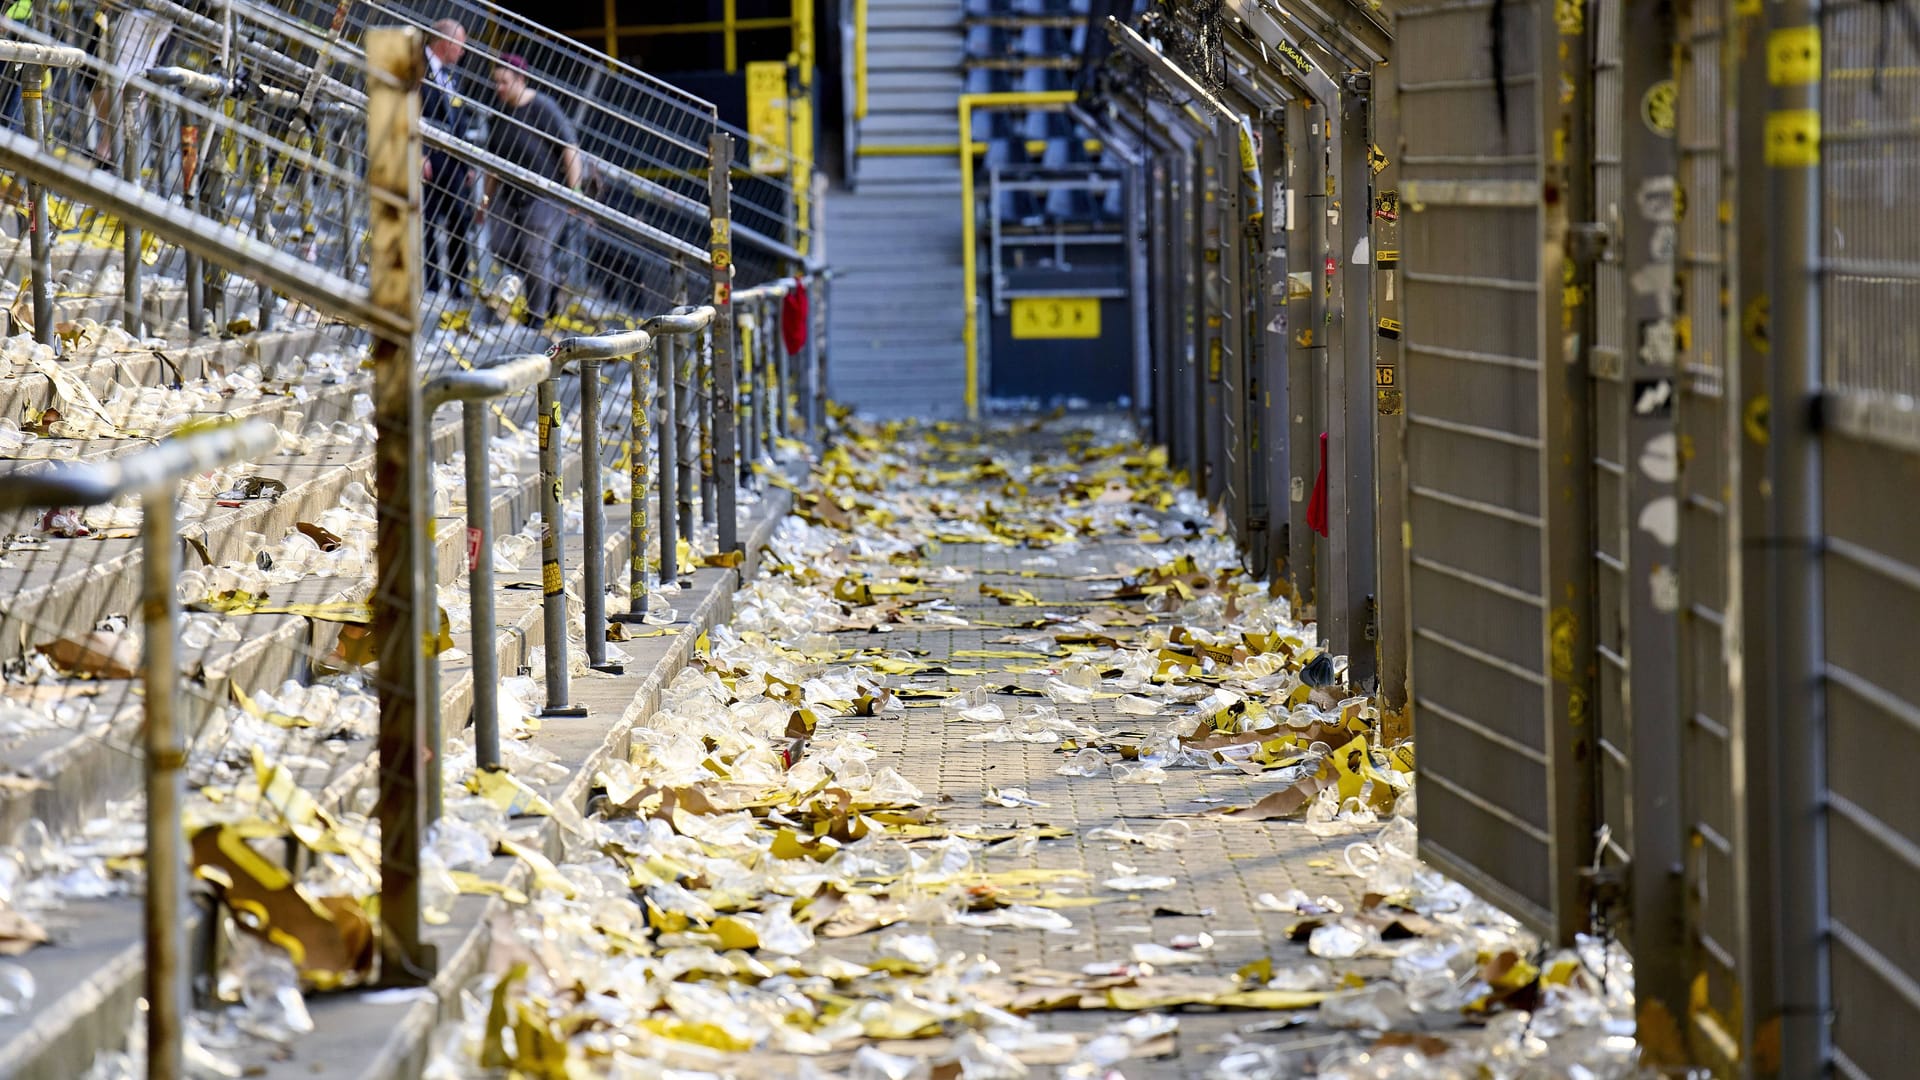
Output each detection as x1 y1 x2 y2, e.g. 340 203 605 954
678 290 699 543
1767 0 1831 1067
1728 0 1780 1057
710 132 741 553
143 484 186 1080
805 270 823 437
1325 78 1378 690
739 304 758 475
120 94 144 336
1302 101 1330 619
656 331 678 587
20 66 51 346
251 138 275 332
1370 70 1409 726
366 25 435 986
578 356 618 673
460 401 501 769
179 104 204 338
535 376 585 716
424 354 551 775
774 290 791 445
1617 0 1686 1022
700 322 717 526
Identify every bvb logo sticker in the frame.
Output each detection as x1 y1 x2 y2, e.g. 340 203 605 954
1641 79 1677 137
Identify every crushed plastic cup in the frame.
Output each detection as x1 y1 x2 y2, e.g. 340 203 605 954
1056 748 1109 777
1318 982 1411 1031
1130 942 1204 967
234 937 314 1043
1115 694 1162 716
0 961 32 1017
1266 959 1335 991
1103 861 1177 891
850 1046 932 1080
1111 762 1166 785
1307 920 1374 959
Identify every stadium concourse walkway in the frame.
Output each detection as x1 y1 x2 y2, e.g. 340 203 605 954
388 415 1632 1080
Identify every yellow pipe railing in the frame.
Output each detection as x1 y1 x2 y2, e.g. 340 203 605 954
957 89 1079 419
853 0 868 119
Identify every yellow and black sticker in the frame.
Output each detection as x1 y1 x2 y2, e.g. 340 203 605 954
1377 319 1402 342
1010 296 1101 339
1277 41 1313 75
1767 27 1820 87
1642 79 1678 137
1377 249 1400 269
1368 144 1389 175
1375 363 1397 386
1766 110 1820 167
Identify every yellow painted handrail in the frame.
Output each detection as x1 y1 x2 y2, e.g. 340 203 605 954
958 90 1079 419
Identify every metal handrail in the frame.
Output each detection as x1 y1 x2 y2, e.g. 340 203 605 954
0 420 276 1080
421 354 552 793
633 305 717 597
174 0 804 268
0 40 87 68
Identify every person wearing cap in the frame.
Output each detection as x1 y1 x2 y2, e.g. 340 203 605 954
480 52 581 326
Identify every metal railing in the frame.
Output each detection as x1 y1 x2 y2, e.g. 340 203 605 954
0 14 832 1077
0 421 279 1080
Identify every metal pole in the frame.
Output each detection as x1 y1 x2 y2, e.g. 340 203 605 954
179 105 204 338
251 137 274 332
536 377 585 716
1767 0 1830 1067
1728 0 1780 1059
1333 77 1378 690
366 25 435 986
579 358 617 673
774 296 790 445
142 485 186 1080
1617 0 1685 1022
120 94 143 337
710 131 741 553
1370 73 1408 725
1302 101 1330 620
805 271 822 437
461 402 503 771
679 315 702 541
21 68 50 347
700 323 717 525
739 306 757 475
656 332 678 587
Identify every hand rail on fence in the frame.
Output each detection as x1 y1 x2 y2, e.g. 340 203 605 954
0 421 279 1080
545 330 652 679
188 0 806 270
421 353 552 805
632 305 719 609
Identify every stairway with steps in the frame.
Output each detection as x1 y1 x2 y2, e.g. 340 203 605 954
827 0 969 417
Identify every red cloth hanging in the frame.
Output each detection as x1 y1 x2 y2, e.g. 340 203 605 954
780 278 809 355
1306 432 1330 538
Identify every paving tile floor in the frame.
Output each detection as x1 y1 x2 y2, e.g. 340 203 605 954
783 438 1416 1076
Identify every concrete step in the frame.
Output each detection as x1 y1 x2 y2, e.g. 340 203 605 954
0 384 641 1080
0 508 636 1080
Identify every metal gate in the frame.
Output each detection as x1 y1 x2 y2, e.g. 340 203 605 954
1397 0 1594 939
1817 3 1920 1074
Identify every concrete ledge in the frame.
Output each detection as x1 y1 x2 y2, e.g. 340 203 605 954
252 475 800 1080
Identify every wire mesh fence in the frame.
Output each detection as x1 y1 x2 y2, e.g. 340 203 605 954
0 11 831 1074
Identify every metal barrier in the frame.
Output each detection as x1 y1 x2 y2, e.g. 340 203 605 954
0 13 827 1074
0 420 279 1079
1085 0 1920 1070
422 352 552 783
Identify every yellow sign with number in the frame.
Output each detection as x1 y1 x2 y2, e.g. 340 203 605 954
1010 296 1101 339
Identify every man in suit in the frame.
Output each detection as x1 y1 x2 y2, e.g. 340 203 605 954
422 19 471 297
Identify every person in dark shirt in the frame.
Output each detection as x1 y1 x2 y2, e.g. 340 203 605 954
480 53 580 325
421 18 472 297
